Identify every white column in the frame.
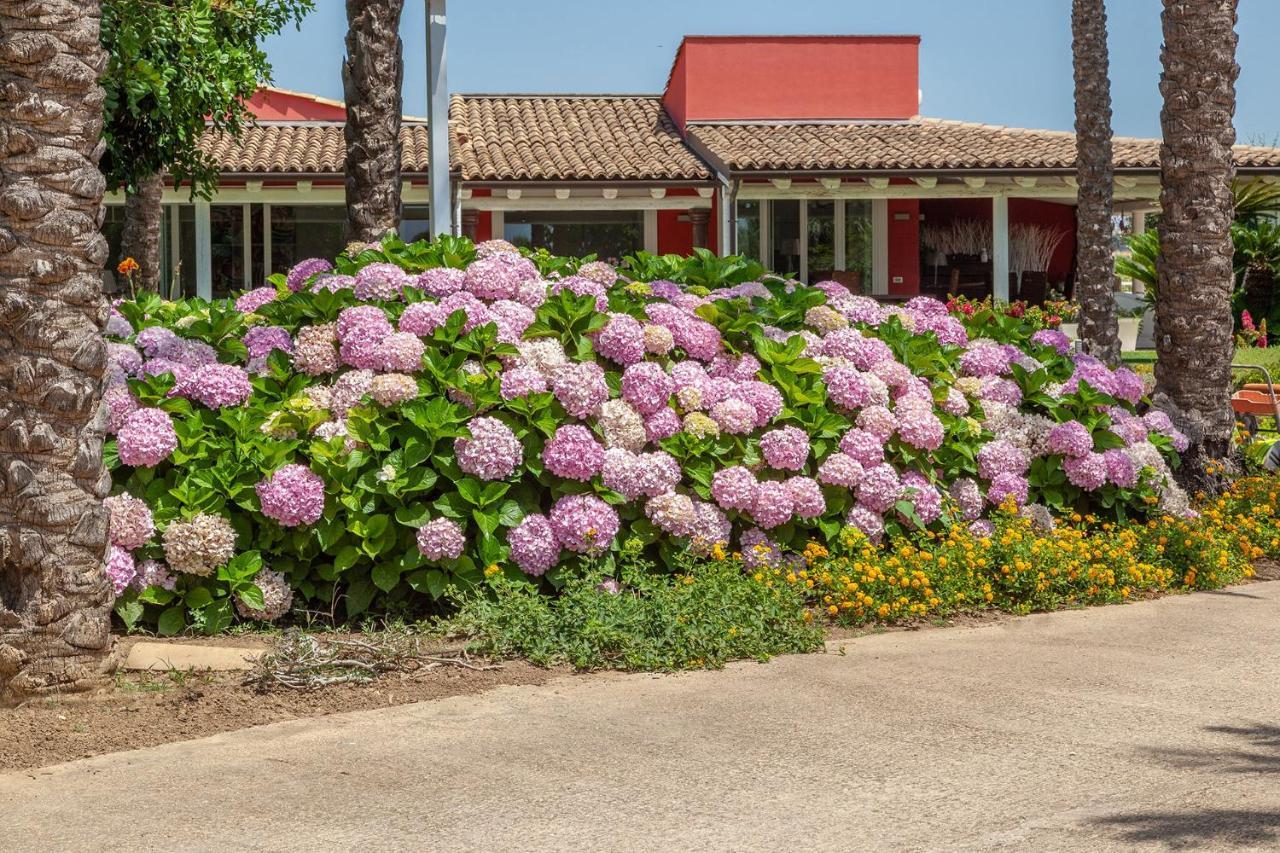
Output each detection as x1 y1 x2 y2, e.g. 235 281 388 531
871 198 888 295
798 200 809 283
643 209 658 254
262 203 272 278
992 195 1009 302
241 203 252 289
426 0 452 237
1133 210 1146 235
195 200 212 300
717 183 731 256
758 200 771 267
490 209 504 243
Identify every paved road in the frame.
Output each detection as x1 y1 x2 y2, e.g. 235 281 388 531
4 584 1280 852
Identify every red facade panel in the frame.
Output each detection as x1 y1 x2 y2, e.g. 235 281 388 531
663 35 920 128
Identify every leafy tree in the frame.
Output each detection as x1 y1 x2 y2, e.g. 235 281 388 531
101 0 312 291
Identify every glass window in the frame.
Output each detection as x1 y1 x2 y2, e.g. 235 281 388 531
736 200 760 261
209 204 247 299
402 204 431 243
806 200 835 280
270 205 346 275
844 200 873 291
504 210 643 262
770 200 800 277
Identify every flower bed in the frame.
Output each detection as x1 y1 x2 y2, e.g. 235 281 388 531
101 236 1194 634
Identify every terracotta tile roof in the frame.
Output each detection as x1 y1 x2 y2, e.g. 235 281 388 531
687 118 1280 173
198 123 431 174
448 94 712 182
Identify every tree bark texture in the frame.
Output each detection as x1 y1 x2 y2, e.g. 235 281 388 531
0 0 117 701
343 0 404 244
119 171 163 294
1072 0 1121 366
1153 0 1240 463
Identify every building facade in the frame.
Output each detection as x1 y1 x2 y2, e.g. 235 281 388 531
103 35 1280 301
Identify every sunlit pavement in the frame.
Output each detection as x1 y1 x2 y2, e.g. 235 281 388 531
4 583 1280 852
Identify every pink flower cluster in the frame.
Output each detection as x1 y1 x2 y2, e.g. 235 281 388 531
256 464 325 527
455 416 521 480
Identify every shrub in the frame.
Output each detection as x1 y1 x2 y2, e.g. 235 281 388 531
101 235 1195 634
446 547 823 670
791 476 1278 625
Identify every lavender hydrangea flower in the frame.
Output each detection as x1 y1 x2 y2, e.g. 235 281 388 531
846 503 885 543
949 477 985 521
416 518 466 560
542 425 606 481
644 407 682 443
131 559 176 593
105 545 136 595
959 340 1013 378
977 439 1031 480
839 428 885 467
507 514 560 576
1030 328 1071 355
244 325 294 360
465 253 537 300
234 287 277 314
286 258 333 292
594 314 646 366
549 494 620 553
894 397 944 451
857 463 902 514
987 473 1029 507
104 385 139 434
455 416 521 480
256 464 325 527
901 471 942 525
180 363 252 409
337 305 393 369
116 408 178 467
1104 448 1139 488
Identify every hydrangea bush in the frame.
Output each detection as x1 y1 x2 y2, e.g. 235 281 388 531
102 235 1190 633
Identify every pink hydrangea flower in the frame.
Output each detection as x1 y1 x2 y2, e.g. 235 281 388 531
750 480 794 529
1047 421 1093 458
818 452 864 488
104 385 139 434
894 397 944 451
620 362 674 416
1063 452 1108 491
784 476 825 519
711 466 758 511
455 416 521 480
987 473 1029 506
256 464 325 527
508 514 560 576
416 518 466 560
104 492 154 550
709 398 757 435
857 463 903 514
105 545 137 595
839 429 885 467
759 426 809 471
417 266 467 297
179 363 252 409
645 492 697 537
551 362 609 419
116 408 177 467
542 425 606 481
644 407 682 443
293 324 340 375
549 494 619 553
594 314 646 366
354 262 409 301
500 366 548 400
465 253 537 300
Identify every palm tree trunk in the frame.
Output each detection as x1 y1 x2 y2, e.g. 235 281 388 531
1153 0 1240 469
1072 0 1121 366
343 0 404 244
0 0 116 701
119 172 164 293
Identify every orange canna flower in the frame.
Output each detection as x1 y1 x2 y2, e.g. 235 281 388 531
117 257 139 275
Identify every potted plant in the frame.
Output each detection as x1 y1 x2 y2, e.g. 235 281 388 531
1045 299 1079 339
1117 305 1145 352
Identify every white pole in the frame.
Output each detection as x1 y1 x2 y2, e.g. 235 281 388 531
871 198 888 295
992 195 1010 302
195 200 212 300
426 0 452 238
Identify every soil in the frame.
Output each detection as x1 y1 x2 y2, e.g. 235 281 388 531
0 636 555 774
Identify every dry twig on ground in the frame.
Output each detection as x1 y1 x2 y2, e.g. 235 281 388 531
244 628 501 692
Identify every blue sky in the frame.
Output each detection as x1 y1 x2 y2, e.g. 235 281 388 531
263 0 1279 143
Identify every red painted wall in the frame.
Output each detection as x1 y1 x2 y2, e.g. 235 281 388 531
1009 199 1075 283
656 190 719 256
663 36 920 127
887 199 920 295
246 88 346 121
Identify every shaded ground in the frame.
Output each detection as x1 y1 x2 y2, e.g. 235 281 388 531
3 581 1279 851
